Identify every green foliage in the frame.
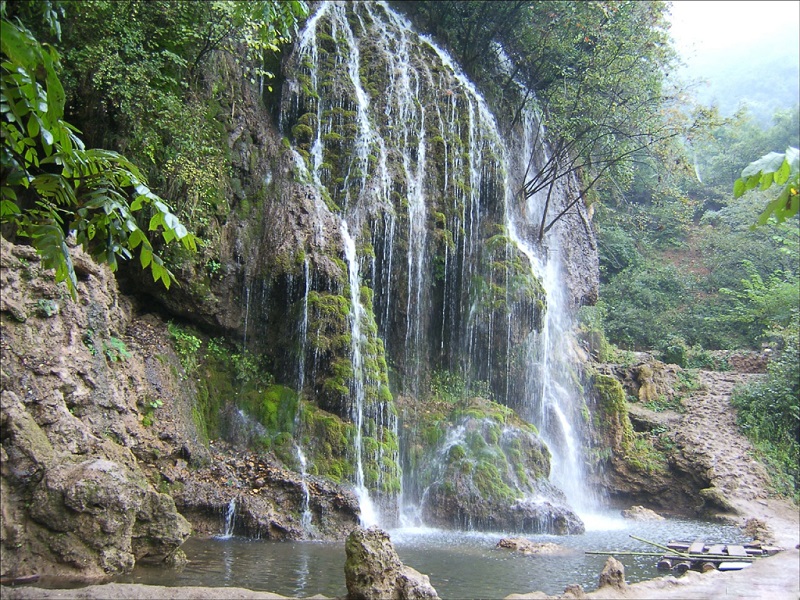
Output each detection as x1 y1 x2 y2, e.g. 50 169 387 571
642 394 683 414
103 336 131 363
597 225 642 278
731 322 800 500
600 260 689 350
3 0 307 261
167 322 202 373
141 397 163 427
734 146 799 225
430 369 492 404
716 261 799 344
596 105 799 353
0 11 197 297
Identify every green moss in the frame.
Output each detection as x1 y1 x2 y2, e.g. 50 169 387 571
447 444 467 462
291 123 314 143
593 374 635 454
473 461 514 502
594 374 627 415
626 435 669 474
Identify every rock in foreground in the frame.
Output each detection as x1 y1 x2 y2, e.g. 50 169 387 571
344 527 438 600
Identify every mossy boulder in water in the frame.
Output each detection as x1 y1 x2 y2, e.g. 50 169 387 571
410 398 584 534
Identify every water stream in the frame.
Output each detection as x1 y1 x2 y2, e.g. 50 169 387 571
216 499 236 540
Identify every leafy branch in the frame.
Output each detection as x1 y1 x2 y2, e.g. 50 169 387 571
1 13 197 297
734 146 799 225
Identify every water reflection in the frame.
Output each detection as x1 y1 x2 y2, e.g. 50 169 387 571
114 515 748 598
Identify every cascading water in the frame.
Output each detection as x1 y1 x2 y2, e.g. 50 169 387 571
503 103 594 514
294 256 314 532
218 498 236 539
341 221 379 527
281 0 597 529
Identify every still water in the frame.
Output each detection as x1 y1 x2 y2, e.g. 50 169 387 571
116 514 748 598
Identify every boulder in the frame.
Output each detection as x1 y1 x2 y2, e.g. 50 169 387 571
621 505 665 521
414 413 585 536
561 584 587 598
344 527 438 600
597 556 626 590
27 457 190 574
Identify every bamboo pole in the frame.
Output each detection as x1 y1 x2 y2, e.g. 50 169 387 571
629 535 692 559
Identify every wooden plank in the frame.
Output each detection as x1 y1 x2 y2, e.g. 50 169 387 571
687 540 706 554
667 542 690 551
707 544 725 555
727 545 748 557
718 561 751 571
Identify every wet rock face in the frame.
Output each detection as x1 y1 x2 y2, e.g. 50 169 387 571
0 240 190 578
344 527 439 600
170 442 360 540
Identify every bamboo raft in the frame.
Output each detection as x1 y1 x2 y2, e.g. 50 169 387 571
586 535 784 573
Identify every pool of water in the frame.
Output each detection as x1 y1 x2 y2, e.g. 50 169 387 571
115 513 749 598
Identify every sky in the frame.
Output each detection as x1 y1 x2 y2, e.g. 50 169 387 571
666 1 800 120
668 1 799 57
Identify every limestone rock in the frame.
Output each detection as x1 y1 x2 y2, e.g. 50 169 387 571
496 538 571 555
699 486 737 513
621 505 665 521
344 527 438 600
597 556 626 590
561 584 587 598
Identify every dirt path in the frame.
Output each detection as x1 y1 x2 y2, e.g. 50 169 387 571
580 369 800 600
674 371 772 505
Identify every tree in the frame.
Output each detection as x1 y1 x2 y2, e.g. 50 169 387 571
1 7 196 297
55 1 308 233
507 1 691 241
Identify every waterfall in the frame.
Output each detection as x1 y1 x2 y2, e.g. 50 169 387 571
296 446 313 531
341 221 379 527
292 257 316 533
503 105 593 512
281 0 596 527
218 498 236 539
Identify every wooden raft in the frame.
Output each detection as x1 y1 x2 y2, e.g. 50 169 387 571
656 539 783 573
586 535 784 574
